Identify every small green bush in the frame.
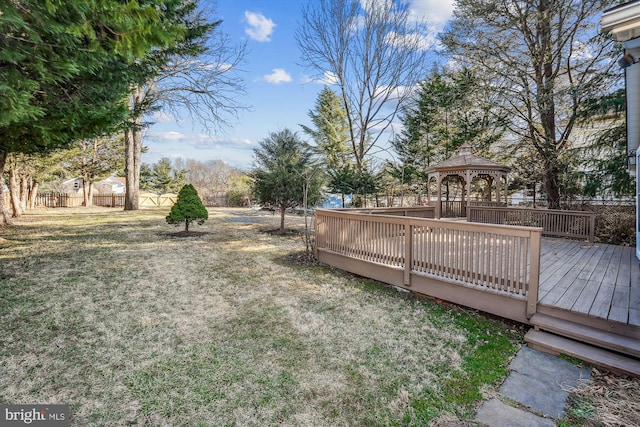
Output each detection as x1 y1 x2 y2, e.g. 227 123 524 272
166 184 208 232
227 190 249 207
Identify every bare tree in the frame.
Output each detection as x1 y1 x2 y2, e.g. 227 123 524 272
172 158 245 205
124 3 246 210
297 0 432 170
442 0 617 209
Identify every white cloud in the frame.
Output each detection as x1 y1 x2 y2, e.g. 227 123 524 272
147 131 254 149
190 134 255 149
150 131 185 141
243 11 276 42
263 68 292 84
409 0 455 25
317 71 339 85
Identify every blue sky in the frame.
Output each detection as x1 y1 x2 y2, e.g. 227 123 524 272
141 0 456 170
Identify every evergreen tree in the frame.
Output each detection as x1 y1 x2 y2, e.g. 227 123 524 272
166 184 208 232
577 89 633 199
327 164 358 207
301 86 351 170
390 67 505 194
0 0 181 223
251 129 324 231
141 158 186 194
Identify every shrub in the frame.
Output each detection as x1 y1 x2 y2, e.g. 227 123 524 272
227 190 249 207
166 184 208 232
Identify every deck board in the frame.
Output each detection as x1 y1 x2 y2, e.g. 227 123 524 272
571 279 601 314
539 243 599 304
539 239 638 326
589 282 615 319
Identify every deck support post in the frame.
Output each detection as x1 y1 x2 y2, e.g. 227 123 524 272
527 229 542 319
404 220 412 286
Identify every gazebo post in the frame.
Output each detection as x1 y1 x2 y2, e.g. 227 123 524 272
436 177 442 219
465 170 471 216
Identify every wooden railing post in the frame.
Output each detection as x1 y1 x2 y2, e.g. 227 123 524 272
404 219 412 287
315 212 322 259
527 228 542 319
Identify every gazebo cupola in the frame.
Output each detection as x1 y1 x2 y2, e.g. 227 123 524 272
426 144 511 218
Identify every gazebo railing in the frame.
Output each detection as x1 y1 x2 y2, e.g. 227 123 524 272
440 200 465 217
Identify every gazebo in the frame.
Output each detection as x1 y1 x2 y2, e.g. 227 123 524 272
426 143 511 218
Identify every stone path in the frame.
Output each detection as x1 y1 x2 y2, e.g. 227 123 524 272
475 347 592 426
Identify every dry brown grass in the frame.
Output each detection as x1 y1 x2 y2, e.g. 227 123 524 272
1 207 521 426
563 368 640 427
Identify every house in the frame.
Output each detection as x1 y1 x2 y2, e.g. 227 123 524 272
601 0 640 258
61 178 84 194
94 176 126 194
61 176 126 194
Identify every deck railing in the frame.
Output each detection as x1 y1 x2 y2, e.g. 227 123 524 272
315 209 542 319
341 206 435 218
468 206 596 242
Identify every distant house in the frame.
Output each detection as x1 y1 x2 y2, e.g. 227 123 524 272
61 176 126 194
61 178 84 194
95 177 126 194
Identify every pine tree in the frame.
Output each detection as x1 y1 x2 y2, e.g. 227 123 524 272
166 184 208 232
251 129 324 232
301 86 351 170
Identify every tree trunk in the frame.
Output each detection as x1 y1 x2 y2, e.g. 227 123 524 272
124 85 144 211
82 179 89 207
8 167 21 218
185 218 189 232
544 162 561 209
88 183 95 206
82 180 95 207
19 175 28 212
0 151 13 226
29 181 38 210
280 205 286 232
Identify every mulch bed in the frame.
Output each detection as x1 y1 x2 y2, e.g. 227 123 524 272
167 231 209 238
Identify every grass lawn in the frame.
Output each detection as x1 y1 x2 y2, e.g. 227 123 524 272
0 207 527 426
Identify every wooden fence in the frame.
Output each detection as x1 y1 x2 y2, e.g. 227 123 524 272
34 193 174 208
315 208 542 323
468 206 596 242
36 193 125 207
139 194 177 207
93 194 125 207
36 193 85 207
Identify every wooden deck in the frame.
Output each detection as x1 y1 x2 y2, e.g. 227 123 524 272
537 238 640 335
315 208 640 374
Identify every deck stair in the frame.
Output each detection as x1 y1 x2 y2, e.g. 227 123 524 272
526 313 640 377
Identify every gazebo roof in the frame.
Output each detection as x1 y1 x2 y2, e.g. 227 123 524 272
426 144 511 174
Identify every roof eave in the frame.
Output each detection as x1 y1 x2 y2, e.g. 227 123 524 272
601 1 640 42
